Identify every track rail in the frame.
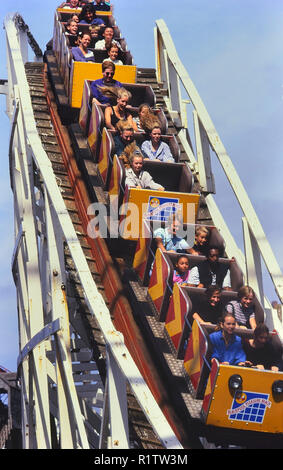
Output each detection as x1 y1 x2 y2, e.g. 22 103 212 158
5 14 187 449
43 54 205 448
5 6 283 450
29 60 167 450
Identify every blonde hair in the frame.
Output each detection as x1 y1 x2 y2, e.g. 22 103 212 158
97 86 132 103
195 225 209 236
116 119 134 133
134 103 161 133
119 141 141 168
89 25 101 33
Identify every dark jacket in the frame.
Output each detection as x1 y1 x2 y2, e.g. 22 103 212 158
198 260 229 288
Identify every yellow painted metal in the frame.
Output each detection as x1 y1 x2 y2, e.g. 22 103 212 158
70 62 137 108
206 364 283 434
56 8 81 13
120 189 200 241
165 283 182 339
56 8 112 16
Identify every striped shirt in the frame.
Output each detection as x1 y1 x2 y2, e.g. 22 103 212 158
225 300 255 328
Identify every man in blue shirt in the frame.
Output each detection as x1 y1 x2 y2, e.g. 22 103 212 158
209 312 246 366
90 61 122 105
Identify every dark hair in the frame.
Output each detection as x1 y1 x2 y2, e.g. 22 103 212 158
106 41 119 52
67 18 78 26
219 311 235 324
205 284 221 300
138 103 150 113
254 322 269 339
175 254 189 265
79 4 96 21
208 245 220 254
103 26 114 33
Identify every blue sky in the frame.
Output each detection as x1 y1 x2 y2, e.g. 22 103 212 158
0 0 282 371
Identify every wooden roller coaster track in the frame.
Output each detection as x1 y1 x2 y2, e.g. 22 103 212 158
3 7 283 450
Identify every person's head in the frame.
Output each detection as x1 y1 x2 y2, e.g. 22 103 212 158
175 254 189 274
238 285 254 309
207 246 220 265
150 126 162 145
117 121 134 144
79 31 91 49
138 103 151 118
139 107 160 134
116 87 131 110
129 152 144 175
195 225 209 246
66 18 79 35
206 285 221 307
167 213 182 236
89 25 101 38
102 61 115 82
71 13 80 22
253 323 269 348
69 0 80 7
121 129 134 145
80 4 95 23
103 26 115 42
107 43 120 62
219 312 236 336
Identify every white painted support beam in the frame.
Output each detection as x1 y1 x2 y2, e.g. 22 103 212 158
193 110 215 194
205 194 246 273
242 216 265 307
17 319 61 367
106 343 129 449
44 187 89 449
155 18 283 305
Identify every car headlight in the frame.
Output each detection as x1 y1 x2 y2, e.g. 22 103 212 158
228 374 243 392
272 380 283 395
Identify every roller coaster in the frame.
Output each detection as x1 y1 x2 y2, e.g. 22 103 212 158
2 1 283 450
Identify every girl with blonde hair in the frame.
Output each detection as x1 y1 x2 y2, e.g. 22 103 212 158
124 148 164 191
103 87 138 131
